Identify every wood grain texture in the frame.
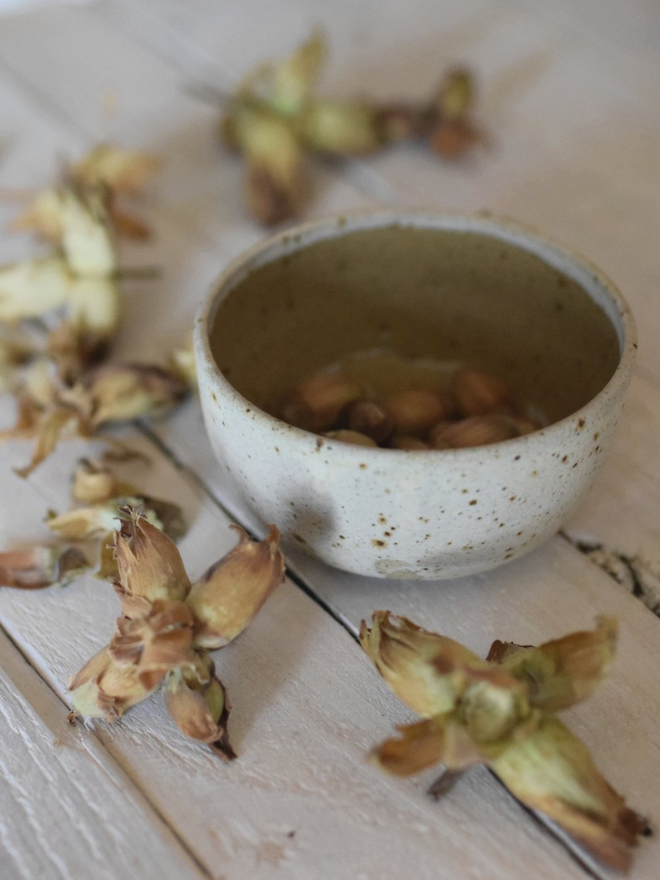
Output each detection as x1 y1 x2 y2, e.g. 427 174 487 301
0 628 204 880
0 0 659 877
0 436 590 880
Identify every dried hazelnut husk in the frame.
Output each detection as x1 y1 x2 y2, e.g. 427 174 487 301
429 118 480 159
339 399 394 444
437 67 475 121
390 435 429 450
361 612 649 873
281 371 361 432
72 458 120 503
0 544 89 589
165 661 236 760
325 429 378 448
453 367 514 417
430 415 518 449
0 256 72 321
376 104 428 143
187 525 285 649
298 100 382 155
69 646 157 721
384 388 450 436
71 144 161 195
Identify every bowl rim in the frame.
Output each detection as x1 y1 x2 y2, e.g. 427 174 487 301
194 209 637 459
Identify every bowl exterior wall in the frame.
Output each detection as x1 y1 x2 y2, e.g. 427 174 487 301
195 212 636 580
197 368 625 579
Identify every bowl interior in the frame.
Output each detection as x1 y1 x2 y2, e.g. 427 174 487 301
209 222 621 424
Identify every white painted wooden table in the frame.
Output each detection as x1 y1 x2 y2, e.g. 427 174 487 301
1 2 660 878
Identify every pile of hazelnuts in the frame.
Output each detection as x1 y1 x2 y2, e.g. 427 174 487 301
279 365 542 449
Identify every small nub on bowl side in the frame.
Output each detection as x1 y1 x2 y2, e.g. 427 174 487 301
195 212 636 580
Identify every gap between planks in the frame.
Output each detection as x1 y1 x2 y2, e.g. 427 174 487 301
0 6 656 877
0 622 211 880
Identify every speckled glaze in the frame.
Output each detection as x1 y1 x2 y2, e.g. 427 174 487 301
194 212 636 580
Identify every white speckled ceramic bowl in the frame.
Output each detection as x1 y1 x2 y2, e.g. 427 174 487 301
194 212 636 580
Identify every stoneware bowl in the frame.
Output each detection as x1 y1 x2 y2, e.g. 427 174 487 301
194 212 636 580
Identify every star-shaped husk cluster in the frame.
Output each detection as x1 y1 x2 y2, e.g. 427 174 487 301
221 31 480 225
69 508 284 758
360 611 650 873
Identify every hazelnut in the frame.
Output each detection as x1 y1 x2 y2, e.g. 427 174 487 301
281 371 361 432
390 435 429 450
324 429 378 448
384 388 450 436
453 367 514 417
340 398 394 444
430 415 519 449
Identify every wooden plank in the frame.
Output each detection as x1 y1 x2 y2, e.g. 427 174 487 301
0 435 590 880
0 3 651 876
0 626 205 880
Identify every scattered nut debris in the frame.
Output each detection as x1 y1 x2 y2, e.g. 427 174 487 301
0 458 187 589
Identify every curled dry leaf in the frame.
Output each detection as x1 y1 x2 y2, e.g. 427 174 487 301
361 611 649 873
0 544 88 589
69 509 284 758
169 333 197 391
